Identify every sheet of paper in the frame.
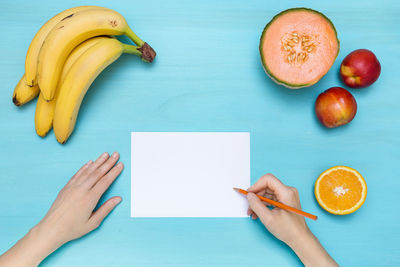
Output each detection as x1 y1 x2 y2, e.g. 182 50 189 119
131 132 250 217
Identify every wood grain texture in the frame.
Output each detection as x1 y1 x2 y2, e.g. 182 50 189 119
0 0 399 266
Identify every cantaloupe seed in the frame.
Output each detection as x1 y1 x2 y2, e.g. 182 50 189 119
281 31 319 64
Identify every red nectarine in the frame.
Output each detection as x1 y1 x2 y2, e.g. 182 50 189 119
340 49 381 88
315 87 357 128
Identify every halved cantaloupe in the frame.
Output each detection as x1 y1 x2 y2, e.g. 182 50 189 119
260 8 340 89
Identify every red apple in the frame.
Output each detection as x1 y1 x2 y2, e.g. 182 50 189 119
340 49 381 88
315 87 357 128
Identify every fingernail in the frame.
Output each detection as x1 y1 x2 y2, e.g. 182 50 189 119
115 197 122 204
112 152 118 158
117 162 124 168
103 152 109 158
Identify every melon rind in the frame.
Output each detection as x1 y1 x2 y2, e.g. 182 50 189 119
259 8 340 89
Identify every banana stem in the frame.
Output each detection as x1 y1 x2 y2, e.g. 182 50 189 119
125 27 145 47
123 27 156 62
122 44 142 56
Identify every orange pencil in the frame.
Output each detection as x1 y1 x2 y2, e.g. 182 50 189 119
234 188 318 221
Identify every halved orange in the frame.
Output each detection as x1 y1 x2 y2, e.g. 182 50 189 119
315 166 367 215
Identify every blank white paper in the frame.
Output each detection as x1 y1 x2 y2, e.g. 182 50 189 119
131 132 250 217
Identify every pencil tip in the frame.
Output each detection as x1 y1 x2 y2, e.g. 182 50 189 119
233 187 239 192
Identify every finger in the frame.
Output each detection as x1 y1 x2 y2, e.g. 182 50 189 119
265 188 274 195
84 152 120 188
261 194 278 207
247 209 258 219
68 160 92 184
247 192 272 225
88 196 122 230
248 173 284 192
247 208 251 215
247 188 267 197
248 173 290 201
79 152 110 180
247 207 255 216
287 187 302 208
91 162 124 198
263 192 274 199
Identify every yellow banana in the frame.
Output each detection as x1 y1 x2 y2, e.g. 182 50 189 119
35 94 53 137
37 8 155 101
12 75 40 106
25 5 106 87
35 36 111 137
53 38 142 144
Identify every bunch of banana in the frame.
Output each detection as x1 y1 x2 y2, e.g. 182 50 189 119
12 6 156 144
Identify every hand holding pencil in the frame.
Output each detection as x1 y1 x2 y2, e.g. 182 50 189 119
243 173 338 267
243 173 311 246
234 188 317 220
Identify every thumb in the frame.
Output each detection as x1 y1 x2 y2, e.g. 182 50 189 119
89 196 122 230
247 193 272 225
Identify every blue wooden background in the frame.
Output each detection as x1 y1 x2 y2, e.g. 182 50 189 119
1 0 399 266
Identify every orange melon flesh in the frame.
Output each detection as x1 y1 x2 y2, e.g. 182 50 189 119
260 8 339 88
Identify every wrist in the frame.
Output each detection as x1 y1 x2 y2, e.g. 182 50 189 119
288 229 338 267
287 227 315 251
33 220 65 247
289 231 319 266
286 226 316 252
26 222 63 262
0 223 62 267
